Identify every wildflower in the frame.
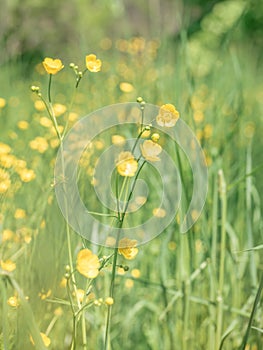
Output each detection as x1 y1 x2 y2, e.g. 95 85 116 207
42 57 64 75
140 140 162 162
29 137 49 153
14 208 26 219
153 207 166 218
118 238 138 260
0 142 11 154
7 296 19 307
2 229 14 241
17 120 29 130
77 249 100 279
112 135 126 146
18 168 36 182
131 269 141 278
116 151 138 177
1 259 16 272
53 103 67 117
120 82 134 93
30 332 51 347
156 104 179 127
105 297 114 306
85 54 102 72
0 97 6 108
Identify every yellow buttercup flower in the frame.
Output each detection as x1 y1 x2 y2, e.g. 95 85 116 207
156 104 179 127
42 57 64 75
118 238 138 260
7 296 19 307
116 151 138 177
140 140 162 162
77 249 100 279
1 259 16 272
86 54 102 72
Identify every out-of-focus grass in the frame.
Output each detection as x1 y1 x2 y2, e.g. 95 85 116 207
0 28 262 350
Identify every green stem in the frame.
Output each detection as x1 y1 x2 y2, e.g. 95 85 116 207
216 170 227 349
48 74 52 103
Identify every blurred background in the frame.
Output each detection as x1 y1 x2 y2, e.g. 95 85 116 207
0 0 262 65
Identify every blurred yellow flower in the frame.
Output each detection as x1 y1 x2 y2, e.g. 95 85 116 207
2 229 14 241
17 120 29 130
30 332 51 347
0 97 6 108
112 134 126 146
29 137 49 153
131 268 141 278
120 82 134 93
118 238 138 260
1 259 16 272
105 297 114 305
156 104 179 127
116 151 138 177
42 57 64 75
0 154 16 168
18 168 36 182
86 54 102 72
53 103 67 117
77 249 100 279
0 142 11 154
38 289 51 300
140 140 162 162
7 296 19 307
153 207 166 218
14 208 26 219
34 100 46 111
0 169 11 193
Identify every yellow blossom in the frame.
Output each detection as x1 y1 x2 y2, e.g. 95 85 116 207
86 54 102 72
34 100 46 111
1 259 16 272
42 57 64 75
76 249 100 279
153 207 166 218
0 142 11 154
18 168 36 182
131 269 141 278
0 97 6 108
116 151 138 177
29 137 49 153
30 332 51 347
14 208 26 219
112 134 126 146
7 296 19 307
2 229 14 241
156 104 180 127
118 238 138 260
17 120 29 130
140 140 162 162
53 103 67 117
0 154 17 168
105 297 114 305
120 82 134 93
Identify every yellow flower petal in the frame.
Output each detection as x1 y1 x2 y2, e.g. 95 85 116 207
85 54 102 72
77 249 100 279
156 104 179 127
42 57 64 75
116 151 138 177
140 140 162 162
118 238 138 260
1 259 16 272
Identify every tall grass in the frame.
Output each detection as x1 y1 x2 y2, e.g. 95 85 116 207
0 31 262 350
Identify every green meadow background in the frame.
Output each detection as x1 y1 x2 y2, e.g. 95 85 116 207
0 0 262 349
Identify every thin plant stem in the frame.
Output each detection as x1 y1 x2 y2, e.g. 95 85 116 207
48 74 52 103
216 169 227 349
